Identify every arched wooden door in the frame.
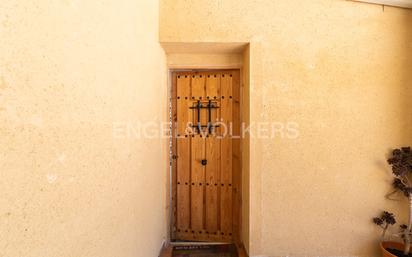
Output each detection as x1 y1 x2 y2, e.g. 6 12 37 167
171 70 241 243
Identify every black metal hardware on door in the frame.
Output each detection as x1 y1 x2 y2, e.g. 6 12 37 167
189 100 220 134
201 159 207 166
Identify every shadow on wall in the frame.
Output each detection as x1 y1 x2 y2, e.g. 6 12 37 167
401 9 412 141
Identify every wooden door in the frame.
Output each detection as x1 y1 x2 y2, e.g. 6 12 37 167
171 70 241 243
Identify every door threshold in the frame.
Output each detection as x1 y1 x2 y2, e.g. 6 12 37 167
170 241 230 246
160 242 248 257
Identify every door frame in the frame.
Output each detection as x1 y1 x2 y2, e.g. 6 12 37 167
168 68 244 244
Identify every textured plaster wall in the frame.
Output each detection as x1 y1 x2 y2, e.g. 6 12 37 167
160 0 412 256
0 1 166 257
166 53 243 69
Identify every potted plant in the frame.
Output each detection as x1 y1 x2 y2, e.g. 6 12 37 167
373 147 412 257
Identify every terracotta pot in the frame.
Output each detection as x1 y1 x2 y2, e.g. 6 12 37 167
381 241 409 257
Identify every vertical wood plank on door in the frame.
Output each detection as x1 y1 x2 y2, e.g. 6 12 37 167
220 137 233 184
231 71 241 241
220 136 233 238
206 73 221 136
176 74 192 233
206 73 220 99
232 71 240 139
176 137 191 231
220 73 233 238
191 135 205 232
205 136 220 233
192 75 207 129
204 73 222 238
176 75 192 135
221 186 233 236
220 73 233 184
191 74 206 99
205 136 220 185
171 73 178 239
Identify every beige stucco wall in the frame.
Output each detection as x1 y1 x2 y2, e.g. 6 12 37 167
160 0 412 256
0 1 167 257
166 53 242 69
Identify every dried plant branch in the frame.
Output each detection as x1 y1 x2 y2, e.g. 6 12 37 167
385 189 401 201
